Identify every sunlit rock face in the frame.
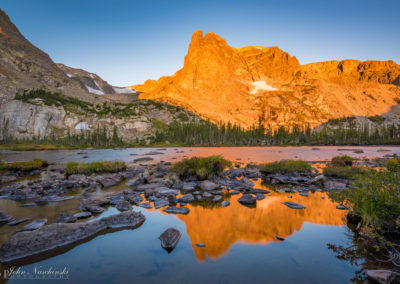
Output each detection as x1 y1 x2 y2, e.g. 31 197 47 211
133 30 400 129
177 191 346 262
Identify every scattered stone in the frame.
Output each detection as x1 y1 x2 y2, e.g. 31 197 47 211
139 202 153 209
256 193 266 200
133 157 154 163
0 211 145 263
182 182 197 192
230 190 240 195
203 192 212 198
282 202 306 209
177 194 195 203
212 195 222 202
163 206 190 215
238 194 256 205
287 195 292 198
276 236 285 241
73 212 92 219
145 151 164 155
200 180 219 191
159 228 182 252
321 196 325 199
126 177 145 187
116 200 132 211
55 213 77 223
221 201 230 207
195 243 206 247
248 188 270 194
299 192 309 197
336 205 349 210
17 219 47 232
154 198 169 209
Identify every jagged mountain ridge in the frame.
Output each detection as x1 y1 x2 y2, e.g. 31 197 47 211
132 30 400 128
0 9 200 141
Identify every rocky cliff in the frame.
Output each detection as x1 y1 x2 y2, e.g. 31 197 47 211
132 30 400 128
0 9 199 141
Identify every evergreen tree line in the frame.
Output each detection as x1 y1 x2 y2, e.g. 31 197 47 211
154 120 400 146
1 118 400 147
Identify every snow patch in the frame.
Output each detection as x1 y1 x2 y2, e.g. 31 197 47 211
250 81 278 94
66 73 73 78
113 87 135 94
75 122 91 130
85 85 104 95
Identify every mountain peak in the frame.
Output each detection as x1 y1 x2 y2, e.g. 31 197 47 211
134 30 400 128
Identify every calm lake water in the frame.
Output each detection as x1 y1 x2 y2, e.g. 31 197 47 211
1 146 399 283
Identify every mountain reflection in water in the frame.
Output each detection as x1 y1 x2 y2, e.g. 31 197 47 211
177 190 346 261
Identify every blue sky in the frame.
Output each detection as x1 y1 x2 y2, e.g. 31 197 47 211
1 0 399 86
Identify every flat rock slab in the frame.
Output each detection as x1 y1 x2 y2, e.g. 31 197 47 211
159 228 182 251
17 219 47 232
163 206 190 215
248 189 270 194
282 202 306 209
177 194 195 203
0 212 12 224
145 151 164 155
0 211 145 263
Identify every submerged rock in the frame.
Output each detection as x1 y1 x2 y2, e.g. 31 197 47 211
256 193 266 200
163 206 190 215
238 194 256 205
17 219 48 232
275 236 285 241
159 228 182 251
0 211 145 263
248 188 270 194
133 157 154 163
195 243 206 247
282 202 306 209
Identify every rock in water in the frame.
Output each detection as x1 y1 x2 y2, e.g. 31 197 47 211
17 219 47 232
364 269 399 284
282 202 306 209
336 204 349 210
238 194 256 205
116 200 132 211
195 243 206 247
55 213 77 223
276 236 285 241
163 206 190 215
0 211 145 263
221 201 230 207
159 228 182 252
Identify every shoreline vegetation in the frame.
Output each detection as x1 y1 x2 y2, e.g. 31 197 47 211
1 89 400 150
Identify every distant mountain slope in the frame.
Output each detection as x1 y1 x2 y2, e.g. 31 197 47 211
132 30 400 128
0 9 200 141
